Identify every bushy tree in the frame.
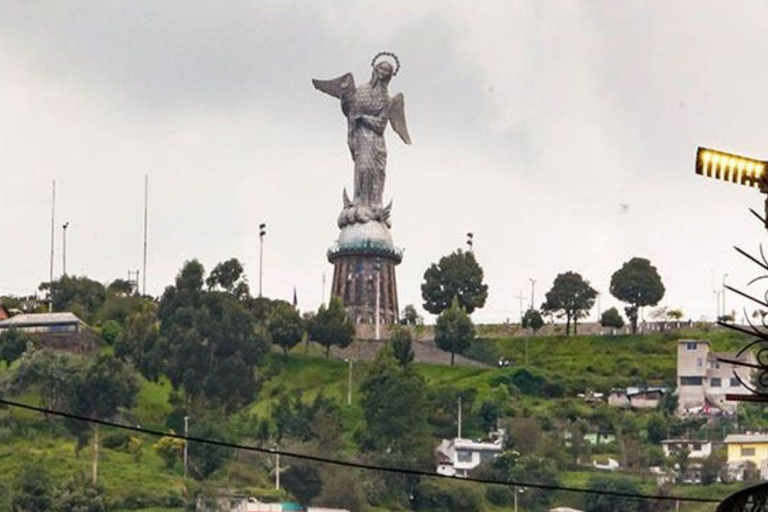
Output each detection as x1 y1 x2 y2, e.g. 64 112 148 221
100 320 122 345
359 348 430 465
541 271 597 336
114 303 163 381
401 304 422 325
434 298 475 365
389 326 414 366
12 461 53 512
307 297 355 359
421 249 488 315
610 257 665 334
521 308 544 332
600 307 625 330
0 327 29 367
39 275 107 323
205 258 249 299
268 302 305 356
584 475 646 512
158 260 270 410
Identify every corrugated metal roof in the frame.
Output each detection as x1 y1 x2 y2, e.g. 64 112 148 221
0 312 83 327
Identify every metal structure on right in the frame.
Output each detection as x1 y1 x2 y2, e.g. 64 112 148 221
313 52 411 329
696 147 768 511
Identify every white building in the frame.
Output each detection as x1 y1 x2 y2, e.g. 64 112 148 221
661 439 712 459
435 430 505 477
676 339 754 414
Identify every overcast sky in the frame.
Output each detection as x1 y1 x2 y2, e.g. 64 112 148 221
3 2 768 323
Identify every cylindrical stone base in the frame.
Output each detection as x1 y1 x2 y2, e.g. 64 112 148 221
329 254 399 325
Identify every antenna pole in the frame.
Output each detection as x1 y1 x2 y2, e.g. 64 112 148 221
142 175 148 296
48 180 56 312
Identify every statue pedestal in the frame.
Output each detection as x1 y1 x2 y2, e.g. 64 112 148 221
327 221 401 326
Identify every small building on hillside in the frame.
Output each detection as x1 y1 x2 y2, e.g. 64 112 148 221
661 439 712 459
724 433 768 481
608 386 667 409
435 430 505 477
677 340 754 415
0 312 99 353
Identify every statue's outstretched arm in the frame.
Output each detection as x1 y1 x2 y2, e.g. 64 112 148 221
387 93 411 145
311 73 355 99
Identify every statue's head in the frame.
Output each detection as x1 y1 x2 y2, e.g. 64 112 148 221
370 52 399 88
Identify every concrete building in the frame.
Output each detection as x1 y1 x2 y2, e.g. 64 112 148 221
676 339 754 414
608 386 667 409
0 312 99 353
724 433 768 481
435 430 505 477
661 439 712 459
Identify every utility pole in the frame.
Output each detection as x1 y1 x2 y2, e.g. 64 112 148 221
142 175 149 296
374 261 381 339
528 278 536 310
345 358 353 406
514 290 525 322
48 180 56 312
322 272 326 305
457 396 462 439
183 415 189 478
259 223 266 297
722 273 729 320
274 444 281 490
62 222 70 276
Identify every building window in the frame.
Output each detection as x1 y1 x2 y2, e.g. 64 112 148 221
697 358 703 368
456 450 472 463
731 378 740 387
693 443 702 451
680 377 703 386
686 342 697 351
742 447 756 457
710 378 722 387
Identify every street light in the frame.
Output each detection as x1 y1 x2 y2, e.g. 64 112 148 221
528 278 536 310
722 273 729 320
62 222 69 276
259 223 266 297
344 357 352 406
466 232 474 252
183 415 189 478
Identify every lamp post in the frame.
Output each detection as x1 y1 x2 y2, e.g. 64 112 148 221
259 223 266 297
344 357 352 406
374 260 381 339
466 232 474 252
273 443 281 490
62 222 69 276
722 273 729 320
528 278 536 310
183 415 189 478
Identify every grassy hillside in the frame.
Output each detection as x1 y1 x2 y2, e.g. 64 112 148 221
0 326 756 511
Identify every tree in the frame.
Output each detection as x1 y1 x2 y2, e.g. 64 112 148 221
157 260 270 409
521 308 544 333
39 275 107 323
107 278 134 296
668 308 684 320
306 297 355 359
600 307 625 330
434 298 475 365
401 304 422 325
359 348 431 463
69 355 139 484
389 326 414 366
12 461 53 512
205 258 248 297
268 302 305 356
421 249 488 315
701 450 727 485
584 475 646 512
281 463 323 506
100 320 122 345
541 272 597 336
114 303 163 381
0 327 29 367
610 257 665 334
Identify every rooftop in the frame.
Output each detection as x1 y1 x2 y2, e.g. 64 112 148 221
0 312 84 327
724 434 768 444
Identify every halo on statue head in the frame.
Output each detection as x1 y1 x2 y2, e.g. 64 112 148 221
371 51 400 76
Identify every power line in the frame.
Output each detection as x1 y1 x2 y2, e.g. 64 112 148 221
0 398 720 505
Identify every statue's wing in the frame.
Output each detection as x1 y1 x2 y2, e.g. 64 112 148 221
312 73 355 99
387 93 411 145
